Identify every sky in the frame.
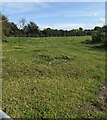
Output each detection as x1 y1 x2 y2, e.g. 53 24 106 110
2 2 105 30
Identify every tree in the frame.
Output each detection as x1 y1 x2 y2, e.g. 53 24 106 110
19 18 26 29
92 26 106 48
27 21 40 37
0 15 10 40
42 28 54 37
1 15 9 35
94 26 101 31
79 27 83 31
8 22 19 36
102 25 107 32
2 14 106 38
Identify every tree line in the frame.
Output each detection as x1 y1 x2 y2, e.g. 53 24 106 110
1 15 105 37
1 15 107 48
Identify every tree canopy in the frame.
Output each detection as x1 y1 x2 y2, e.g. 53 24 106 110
1 15 106 39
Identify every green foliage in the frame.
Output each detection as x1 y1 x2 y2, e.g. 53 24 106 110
1 15 96 37
26 22 40 37
92 31 105 43
2 15 107 38
92 26 107 48
94 26 101 31
1 15 9 36
1 15 19 37
79 27 83 31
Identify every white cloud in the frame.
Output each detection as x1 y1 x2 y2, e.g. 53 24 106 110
98 18 107 26
92 12 98 17
60 11 99 17
25 11 101 18
2 2 104 18
39 22 104 30
98 18 105 24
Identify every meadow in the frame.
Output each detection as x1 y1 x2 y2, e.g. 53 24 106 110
2 36 106 118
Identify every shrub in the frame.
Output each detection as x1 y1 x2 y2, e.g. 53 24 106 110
91 30 107 49
92 31 105 43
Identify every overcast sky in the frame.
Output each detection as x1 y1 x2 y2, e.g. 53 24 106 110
2 2 105 30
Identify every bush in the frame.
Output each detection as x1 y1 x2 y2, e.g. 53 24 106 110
92 31 107 49
92 31 105 43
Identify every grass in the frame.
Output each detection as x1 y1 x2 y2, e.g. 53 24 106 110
2 36 106 118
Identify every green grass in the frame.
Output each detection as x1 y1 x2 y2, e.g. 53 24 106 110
2 36 106 118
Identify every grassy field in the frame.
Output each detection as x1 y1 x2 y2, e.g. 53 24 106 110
2 36 106 118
